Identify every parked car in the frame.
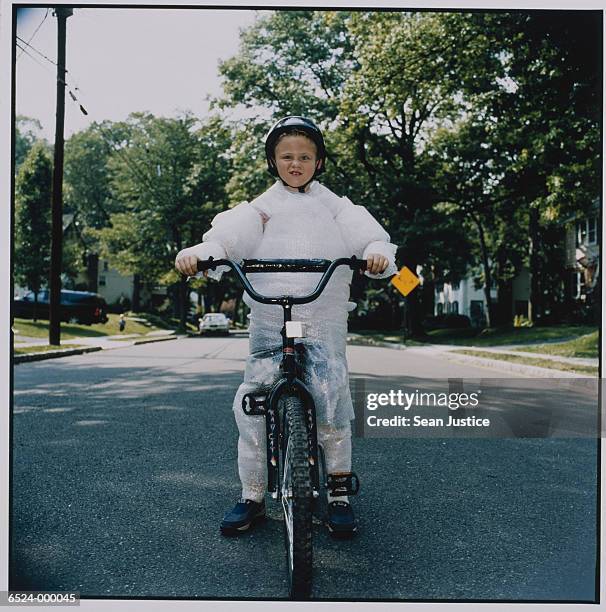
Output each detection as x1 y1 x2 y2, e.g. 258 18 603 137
13 290 109 325
199 313 230 335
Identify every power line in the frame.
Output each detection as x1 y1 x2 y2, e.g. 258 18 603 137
16 40 88 116
19 43 154 194
15 41 51 73
17 34 85 94
20 15 167 167
16 44 139 174
16 34 57 67
17 35 88 115
17 9 49 60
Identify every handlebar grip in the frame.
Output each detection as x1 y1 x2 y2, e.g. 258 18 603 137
350 257 367 272
196 257 217 272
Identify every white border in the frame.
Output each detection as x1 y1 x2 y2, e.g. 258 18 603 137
2 1 603 611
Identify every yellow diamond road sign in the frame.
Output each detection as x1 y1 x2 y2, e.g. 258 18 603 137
391 266 420 297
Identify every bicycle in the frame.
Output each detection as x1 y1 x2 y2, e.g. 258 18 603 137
194 256 363 599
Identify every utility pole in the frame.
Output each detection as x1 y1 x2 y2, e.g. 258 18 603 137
49 6 72 346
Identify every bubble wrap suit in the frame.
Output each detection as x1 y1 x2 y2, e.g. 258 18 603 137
179 181 397 502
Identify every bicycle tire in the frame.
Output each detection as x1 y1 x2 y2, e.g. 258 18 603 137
281 395 313 599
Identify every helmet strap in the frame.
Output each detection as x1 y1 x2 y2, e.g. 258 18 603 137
280 174 316 193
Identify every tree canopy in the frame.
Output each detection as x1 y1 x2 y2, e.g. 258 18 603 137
14 142 53 304
15 9 600 330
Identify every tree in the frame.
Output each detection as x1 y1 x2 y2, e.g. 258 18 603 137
430 116 512 327
64 124 119 230
217 11 353 120
14 142 52 319
216 9 600 331
216 11 482 333
459 11 601 324
92 113 232 329
338 11 509 333
15 116 45 174
63 122 121 291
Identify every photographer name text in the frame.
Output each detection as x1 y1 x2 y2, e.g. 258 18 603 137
366 389 490 429
366 414 490 428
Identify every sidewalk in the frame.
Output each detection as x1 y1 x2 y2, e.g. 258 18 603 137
12 328 254 363
346 333 599 378
14 328 178 349
446 344 598 368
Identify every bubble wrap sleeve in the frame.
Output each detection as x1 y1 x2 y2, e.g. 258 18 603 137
202 201 264 261
176 201 264 280
334 197 398 279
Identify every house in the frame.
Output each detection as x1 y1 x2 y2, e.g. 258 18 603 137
435 199 600 327
15 214 164 311
95 259 166 311
563 200 600 316
62 214 137 308
96 258 135 306
434 276 499 327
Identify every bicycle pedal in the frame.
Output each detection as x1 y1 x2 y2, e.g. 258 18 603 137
242 393 267 416
327 472 360 497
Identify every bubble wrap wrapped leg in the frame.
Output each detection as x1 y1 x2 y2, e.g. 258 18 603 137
232 299 356 502
234 403 352 503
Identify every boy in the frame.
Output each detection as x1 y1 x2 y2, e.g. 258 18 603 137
175 116 397 536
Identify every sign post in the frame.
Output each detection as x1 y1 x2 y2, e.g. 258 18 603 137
390 266 420 342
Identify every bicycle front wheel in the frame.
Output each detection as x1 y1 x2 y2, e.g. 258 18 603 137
281 395 313 599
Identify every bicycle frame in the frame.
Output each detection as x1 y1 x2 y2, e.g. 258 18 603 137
197 256 365 500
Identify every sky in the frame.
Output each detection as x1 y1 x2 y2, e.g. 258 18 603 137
15 7 260 140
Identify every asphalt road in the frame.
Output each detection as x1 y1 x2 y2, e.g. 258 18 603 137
10 337 598 601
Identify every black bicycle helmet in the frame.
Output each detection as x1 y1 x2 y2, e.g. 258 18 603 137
264 116 326 192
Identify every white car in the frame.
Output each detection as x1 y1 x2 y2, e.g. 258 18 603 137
199 313 230 335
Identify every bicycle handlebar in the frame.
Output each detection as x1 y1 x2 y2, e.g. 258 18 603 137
196 257 367 305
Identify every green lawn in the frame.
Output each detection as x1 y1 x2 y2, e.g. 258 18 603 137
515 331 599 359
130 312 197 332
14 344 87 355
423 324 598 347
351 324 598 349
13 313 158 340
452 349 598 376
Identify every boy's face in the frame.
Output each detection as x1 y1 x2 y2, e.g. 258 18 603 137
273 135 321 191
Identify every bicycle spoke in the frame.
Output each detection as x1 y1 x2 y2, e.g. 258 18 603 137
281 441 294 572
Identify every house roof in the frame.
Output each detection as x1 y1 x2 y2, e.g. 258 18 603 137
62 213 74 231
560 197 600 225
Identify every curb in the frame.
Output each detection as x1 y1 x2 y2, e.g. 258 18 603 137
186 331 248 338
132 335 179 346
347 337 409 350
13 334 181 362
13 346 102 364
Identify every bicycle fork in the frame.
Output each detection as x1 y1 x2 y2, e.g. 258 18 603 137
242 378 321 499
